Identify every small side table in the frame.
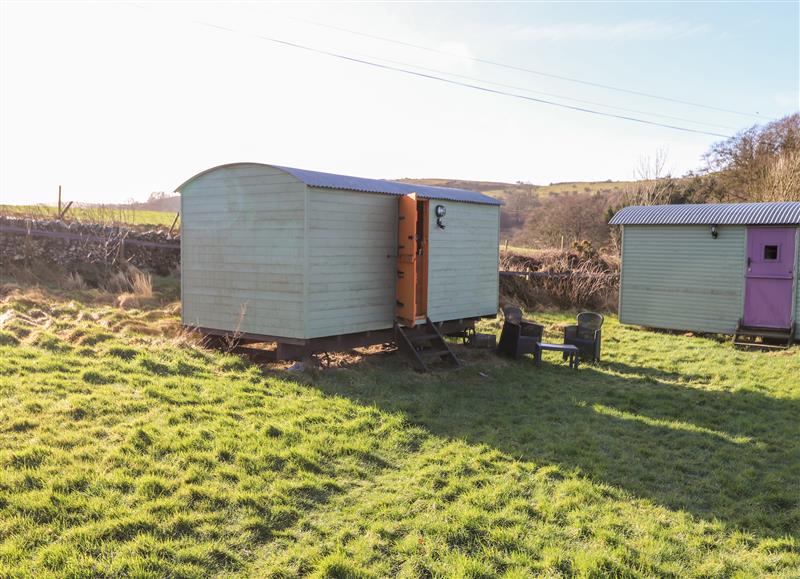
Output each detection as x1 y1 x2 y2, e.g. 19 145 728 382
534 343 580 369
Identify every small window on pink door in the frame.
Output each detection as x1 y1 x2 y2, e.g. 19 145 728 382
763 245 778 260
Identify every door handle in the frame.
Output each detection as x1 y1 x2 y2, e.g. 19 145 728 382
747 257 751 268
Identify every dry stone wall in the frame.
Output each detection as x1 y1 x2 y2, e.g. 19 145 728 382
0 217 180 277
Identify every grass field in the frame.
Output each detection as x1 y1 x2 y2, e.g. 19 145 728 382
500 244 556 257
0 284 798 577
0 205 179 228
399 178 635 199
486 180 635 201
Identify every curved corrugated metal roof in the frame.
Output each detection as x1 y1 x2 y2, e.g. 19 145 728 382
609 202 800 226
176 162 502 206
274 165 501 205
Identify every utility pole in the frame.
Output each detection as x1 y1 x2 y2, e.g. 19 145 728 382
58 185 62 216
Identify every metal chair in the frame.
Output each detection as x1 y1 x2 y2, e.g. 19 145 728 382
497 306 544 359
563 312 604 364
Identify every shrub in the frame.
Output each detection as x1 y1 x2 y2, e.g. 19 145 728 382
500 249 619 312
0 330 20 346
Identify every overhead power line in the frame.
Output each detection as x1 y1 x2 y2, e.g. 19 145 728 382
357 51 740 131
196 21 733 139
279 13 766 120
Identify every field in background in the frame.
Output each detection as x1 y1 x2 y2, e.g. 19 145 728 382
402 177 639 246
501 244 549 257
0 280 797 577
0 205 179 229
486 180 636 201
400 177 635 199
3 176 633 238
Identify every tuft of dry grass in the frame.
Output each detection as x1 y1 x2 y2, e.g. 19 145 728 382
62 272 88 291
130 268 153 298
104 270 131 294
105 267 154 309
221 302 248 352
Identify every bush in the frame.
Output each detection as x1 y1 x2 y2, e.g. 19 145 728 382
0 330 20 346
500 248 619 312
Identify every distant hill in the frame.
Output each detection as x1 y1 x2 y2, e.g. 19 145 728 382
3 177 634 242
134 195 180 212
82 194 181 214
41 178 633 220
395 178 512 192
397 177 637 241
397 177 636 199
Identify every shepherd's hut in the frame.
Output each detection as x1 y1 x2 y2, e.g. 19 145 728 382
610 201 800 347
176 163 502 366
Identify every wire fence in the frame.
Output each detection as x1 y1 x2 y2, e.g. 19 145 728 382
0 225 180 250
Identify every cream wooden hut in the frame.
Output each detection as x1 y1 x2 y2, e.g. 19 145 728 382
610 202 800 348
176 163 501 365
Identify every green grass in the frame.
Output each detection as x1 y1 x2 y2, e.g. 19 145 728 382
485 180 637 201
0 205 179 228
399 178 635 199
1 287 798 577
500 244 556 257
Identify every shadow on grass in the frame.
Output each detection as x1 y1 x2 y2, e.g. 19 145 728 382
602 360 714 384
311 352 800 539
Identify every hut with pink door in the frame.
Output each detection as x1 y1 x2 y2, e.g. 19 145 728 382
610 201 800 348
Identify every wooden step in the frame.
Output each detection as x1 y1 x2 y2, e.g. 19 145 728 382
733 323 793 350
733 340 789 350
735 328 792 340
394 318 461 372
407 331 441 343
420 350 450 361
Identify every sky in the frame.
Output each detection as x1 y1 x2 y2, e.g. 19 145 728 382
1 1 798 205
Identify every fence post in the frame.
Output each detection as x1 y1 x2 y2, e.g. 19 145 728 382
168 212 180 237
58 201 73 220
117 231 127 265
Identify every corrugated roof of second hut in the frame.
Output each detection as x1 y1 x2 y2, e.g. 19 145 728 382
609 201 800 226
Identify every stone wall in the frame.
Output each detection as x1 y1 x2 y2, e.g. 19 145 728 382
0 217 180 277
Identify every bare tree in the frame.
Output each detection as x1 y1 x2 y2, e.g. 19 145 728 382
622 147 675 206
517 194 610 249
757 150 800 201
703 113 800 201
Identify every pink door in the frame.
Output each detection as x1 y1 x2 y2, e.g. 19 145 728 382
743 227 796 328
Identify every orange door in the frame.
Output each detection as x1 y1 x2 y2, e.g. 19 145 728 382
396 194 418 326
415 199 429 318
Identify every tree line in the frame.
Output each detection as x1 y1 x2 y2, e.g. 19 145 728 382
507 112 800 252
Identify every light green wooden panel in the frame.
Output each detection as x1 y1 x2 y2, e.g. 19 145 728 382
620 225 746 334
181 164 306 339
427 202 499 322
795 230 800 339
305 188 397 338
